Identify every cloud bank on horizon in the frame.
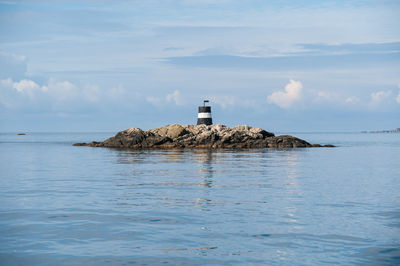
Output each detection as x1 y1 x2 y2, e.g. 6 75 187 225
0 0 399 131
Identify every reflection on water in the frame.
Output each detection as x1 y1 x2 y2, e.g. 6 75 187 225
194 150 214 188
0 133 399 265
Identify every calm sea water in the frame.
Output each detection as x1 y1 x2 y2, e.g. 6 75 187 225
0 132 399 265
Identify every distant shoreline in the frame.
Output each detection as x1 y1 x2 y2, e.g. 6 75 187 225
361 128 400 133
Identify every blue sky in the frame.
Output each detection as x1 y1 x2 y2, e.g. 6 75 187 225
0 0 399 132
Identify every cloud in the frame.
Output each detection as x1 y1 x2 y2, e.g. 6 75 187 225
0 52 27 79
313 91 362 106
1 77 191 112
1 77 79 100
110 84 126 96
370 90 392 106
314 91 339 103
345 97 360 104
164 52 400 70
82 84 100 102
0 77 103 109
166 89 184 105
267 79 303 109
208 95 256 109
146 96 162 106
297 42 400 56
145 90 184 107
396 92 400 104
210 95 237 109
0 78 44 100
309 88 397 109
163 47 184 52
13 79 40 93
43 78 79 100
0 78 13 87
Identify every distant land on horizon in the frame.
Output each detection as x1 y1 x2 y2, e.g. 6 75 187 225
361 128 400 133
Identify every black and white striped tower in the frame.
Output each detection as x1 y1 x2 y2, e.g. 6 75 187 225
197 100 213 125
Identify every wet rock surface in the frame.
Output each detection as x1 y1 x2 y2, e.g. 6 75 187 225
74 124 334 149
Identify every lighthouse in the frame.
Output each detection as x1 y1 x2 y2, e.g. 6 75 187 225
197 100 213 125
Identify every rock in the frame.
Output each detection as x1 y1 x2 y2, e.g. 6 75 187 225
73 142 88 146
102 128 145 148
311 144 322 147
323 144 335 147
74 124 332 149
312 144 336 148
150 124 189 139
266 135 311 148
88 141 103 147
233 125 252 131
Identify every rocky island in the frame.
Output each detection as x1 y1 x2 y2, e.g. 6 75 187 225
74 124 334 149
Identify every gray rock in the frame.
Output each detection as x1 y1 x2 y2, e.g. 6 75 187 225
74 124 333 149
150 124 189 139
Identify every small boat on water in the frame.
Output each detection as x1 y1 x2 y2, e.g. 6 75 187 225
17 133 26 135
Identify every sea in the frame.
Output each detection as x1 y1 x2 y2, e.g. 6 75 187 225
0 132 399 265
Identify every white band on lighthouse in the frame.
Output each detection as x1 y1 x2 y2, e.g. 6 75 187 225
198 112 212 118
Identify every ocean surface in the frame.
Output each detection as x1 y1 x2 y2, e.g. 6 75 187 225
0 132 399 265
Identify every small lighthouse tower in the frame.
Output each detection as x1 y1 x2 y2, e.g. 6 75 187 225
197 100 213 125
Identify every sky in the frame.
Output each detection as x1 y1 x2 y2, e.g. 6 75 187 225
0 0 399 132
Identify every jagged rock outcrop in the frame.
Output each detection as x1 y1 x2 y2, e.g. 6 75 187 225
74 124 333 149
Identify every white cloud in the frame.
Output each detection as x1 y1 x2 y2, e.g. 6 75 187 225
13 79 40 93
267 79 303 109
370 90 392 106
210 95 236 109
0 52 27 79
396 92 400 104
209 95 256 109
146 96 162 106
345 96 360 104
1 77 80 101
1 78 13 87
1 77 147 111
12 79 43 99
166 89 184 105
0 77 99 105
82 84 100 102
314 91 339 103
312 90 362 106
43 78 79 100
110 84 126 96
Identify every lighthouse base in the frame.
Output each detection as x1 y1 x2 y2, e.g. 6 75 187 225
197 118 213 125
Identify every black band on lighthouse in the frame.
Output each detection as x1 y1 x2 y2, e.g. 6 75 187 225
197 118 212 125
197 102 213 125
198 106 211 113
